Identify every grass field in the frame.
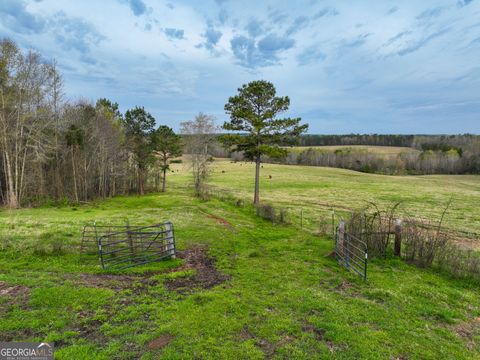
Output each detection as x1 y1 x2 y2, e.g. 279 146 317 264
170 160 480 244
1 162 479 359
286 145 420 157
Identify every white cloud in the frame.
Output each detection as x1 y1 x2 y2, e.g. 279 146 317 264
2 0 479 133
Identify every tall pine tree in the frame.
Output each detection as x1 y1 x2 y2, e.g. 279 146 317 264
221 80 308 204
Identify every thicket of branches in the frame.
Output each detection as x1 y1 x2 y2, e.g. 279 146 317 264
180 113 217 198
282 146 478 174
0 39 182 207
345 202 480 280
223 133 480 175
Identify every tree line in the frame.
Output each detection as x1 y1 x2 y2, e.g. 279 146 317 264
297 134 480 150
6 35 475 209
225 134 480 175
298 134 416 147
1 39 305 207
279 147 479 175
0 39 184 208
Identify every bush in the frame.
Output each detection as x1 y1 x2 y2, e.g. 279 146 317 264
345 201 480 280
33 232 66 255
402 222 449 267
256 203 276 222
346 203 400 258
255 203 289 224
438 245 480 279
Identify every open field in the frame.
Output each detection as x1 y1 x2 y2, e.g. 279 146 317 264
1 189 480 359
286 145 420 156
169 160 480 245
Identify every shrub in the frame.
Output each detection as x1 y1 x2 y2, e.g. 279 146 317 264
438 245 480 279
255 203 289 224
256 203 276 222
402 222 449 267
346 202 400 258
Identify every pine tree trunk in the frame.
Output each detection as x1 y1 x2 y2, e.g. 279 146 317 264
254 157 260 204
162 168 167 192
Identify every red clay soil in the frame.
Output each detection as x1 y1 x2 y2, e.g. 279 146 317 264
147 333 174 350
164 245 230 294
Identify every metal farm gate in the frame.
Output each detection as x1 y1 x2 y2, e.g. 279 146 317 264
81 222 176 270
335 221 368 281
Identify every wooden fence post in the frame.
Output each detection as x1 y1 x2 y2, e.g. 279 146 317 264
394 219 402 256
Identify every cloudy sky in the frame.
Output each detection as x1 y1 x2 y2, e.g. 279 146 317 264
1 0 479 134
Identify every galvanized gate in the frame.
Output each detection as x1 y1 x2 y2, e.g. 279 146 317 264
81 222 176 270
335 221 368 281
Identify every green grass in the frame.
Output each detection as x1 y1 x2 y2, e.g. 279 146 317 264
286 145 420 157
1 185 480 359
172 159 480 243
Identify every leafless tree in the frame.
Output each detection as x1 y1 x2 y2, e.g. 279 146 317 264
0 39 58 207
180 113 217 197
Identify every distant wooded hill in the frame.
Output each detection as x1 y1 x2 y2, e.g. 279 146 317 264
213 134 480 175
297 134 479 150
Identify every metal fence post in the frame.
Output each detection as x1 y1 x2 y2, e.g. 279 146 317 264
364 247 368 281
345 233 350 268
126 220 135 259
337 220 345 261
165 222 176 259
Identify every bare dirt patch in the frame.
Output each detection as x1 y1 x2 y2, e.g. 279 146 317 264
0 281 29 298
302 321 343 353
255 338 276 358
165 246 230 294
302 323 326 341
238 325 255 341
453 317 480 350
0 281 30 317
0 281 31 339
237 326 296 359
319 277 360 298
73 273 156 291
147 333 174 350
206 213 234 229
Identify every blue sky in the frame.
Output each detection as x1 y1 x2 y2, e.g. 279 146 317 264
1 0 479 134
